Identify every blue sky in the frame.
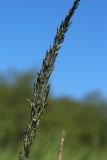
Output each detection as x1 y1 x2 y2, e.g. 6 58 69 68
0 0 107 99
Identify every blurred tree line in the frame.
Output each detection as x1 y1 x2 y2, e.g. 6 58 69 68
0 71 107 150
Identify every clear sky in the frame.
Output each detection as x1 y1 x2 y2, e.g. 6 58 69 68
0 0 107 100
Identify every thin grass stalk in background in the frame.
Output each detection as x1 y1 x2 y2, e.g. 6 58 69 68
58 131 65 160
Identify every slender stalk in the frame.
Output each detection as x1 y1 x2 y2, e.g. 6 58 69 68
19 0 80 159
58 131 65 160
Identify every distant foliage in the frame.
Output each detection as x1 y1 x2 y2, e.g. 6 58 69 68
0 72 107 159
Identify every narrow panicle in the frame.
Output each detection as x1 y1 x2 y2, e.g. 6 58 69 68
19 0 80 159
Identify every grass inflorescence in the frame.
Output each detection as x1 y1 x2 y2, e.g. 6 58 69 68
19 0 80 159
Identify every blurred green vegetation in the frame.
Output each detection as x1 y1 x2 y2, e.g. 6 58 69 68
0 71 107 159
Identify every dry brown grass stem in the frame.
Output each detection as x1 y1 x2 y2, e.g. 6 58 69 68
58 131 65 160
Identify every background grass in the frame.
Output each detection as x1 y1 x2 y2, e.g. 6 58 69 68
0 71 107 159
